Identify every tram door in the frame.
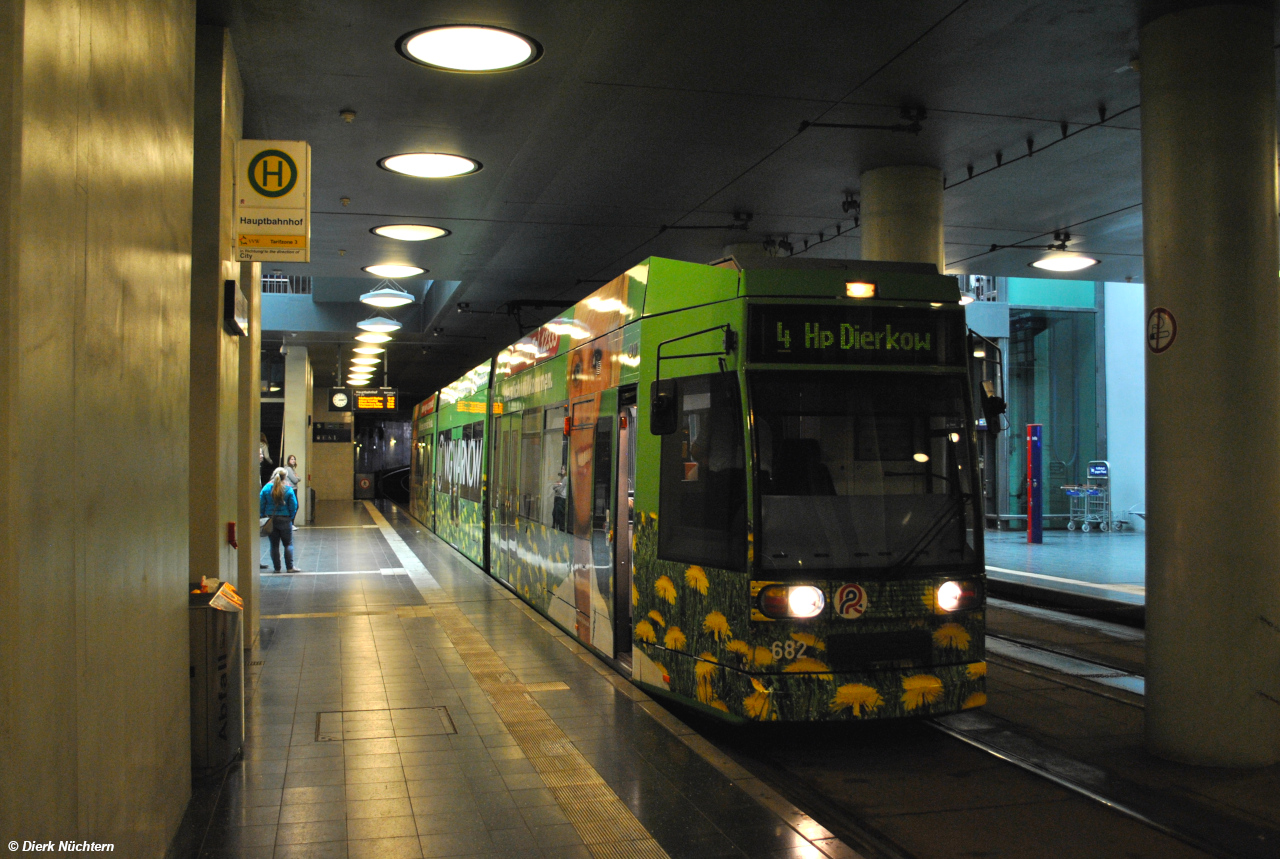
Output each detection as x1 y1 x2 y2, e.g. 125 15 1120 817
614 392 637 667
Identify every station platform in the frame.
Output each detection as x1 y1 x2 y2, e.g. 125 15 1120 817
184 501 852 859
178 503 1280 859
984 528 1146 609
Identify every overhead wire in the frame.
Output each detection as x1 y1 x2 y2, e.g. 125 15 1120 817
583 0 975 282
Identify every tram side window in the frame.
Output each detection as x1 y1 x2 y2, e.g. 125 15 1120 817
544 406 570 531
435 429 452 494
519 407 543 521
658 373 746 570
460 421 484 503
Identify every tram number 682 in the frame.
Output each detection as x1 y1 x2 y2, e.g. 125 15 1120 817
770 640 809 660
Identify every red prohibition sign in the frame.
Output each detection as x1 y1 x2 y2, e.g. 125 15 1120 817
1147 307 1177 354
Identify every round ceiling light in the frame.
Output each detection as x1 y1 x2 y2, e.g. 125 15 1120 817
372 224 451 242
348 379 373 387
379 152 481 178
352 357 381 365
397 25 542 73
356 332 393 343
353 346 385 355
362 264 424 279
1030 254 1099 272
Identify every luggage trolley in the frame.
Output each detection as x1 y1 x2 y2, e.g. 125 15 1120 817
1063 461 1112 532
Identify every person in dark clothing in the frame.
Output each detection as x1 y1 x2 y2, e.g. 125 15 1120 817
259 432 274 486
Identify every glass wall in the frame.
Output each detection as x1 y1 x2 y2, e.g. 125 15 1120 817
1003 308 1098 523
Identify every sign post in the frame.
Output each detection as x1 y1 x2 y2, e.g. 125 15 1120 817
235 140 311 263
1026 423 1043 544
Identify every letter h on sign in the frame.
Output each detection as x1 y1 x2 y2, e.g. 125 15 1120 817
262 157 285 189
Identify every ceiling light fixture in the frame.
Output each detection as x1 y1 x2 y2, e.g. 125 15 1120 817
352 357 380 365
357 314 403 332
1030 254 1100 272
362 265 424 279
360 281 417 308
356 332 393 343
379 152 481 178
353 346 385 355
397 25 542 72
372 224 450 242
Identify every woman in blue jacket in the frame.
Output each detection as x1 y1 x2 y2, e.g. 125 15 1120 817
260 467 300 573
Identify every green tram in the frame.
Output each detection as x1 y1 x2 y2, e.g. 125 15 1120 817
409 257 986 722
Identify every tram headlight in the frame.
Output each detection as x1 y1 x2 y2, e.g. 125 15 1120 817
936 580 981 612
758 585 826 619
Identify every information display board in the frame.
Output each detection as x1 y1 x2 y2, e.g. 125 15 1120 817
747 304 963 366
353 388 399 412
313 422 351 443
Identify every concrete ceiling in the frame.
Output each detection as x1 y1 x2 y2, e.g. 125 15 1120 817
223 1 1203 396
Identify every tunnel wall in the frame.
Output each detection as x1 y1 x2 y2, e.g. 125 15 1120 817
0 0 197 853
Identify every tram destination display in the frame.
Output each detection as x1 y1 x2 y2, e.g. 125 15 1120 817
352 388 399 412
748 304 963 366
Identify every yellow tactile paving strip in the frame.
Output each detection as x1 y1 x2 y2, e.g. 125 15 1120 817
261 606 435 620
429 602 673 859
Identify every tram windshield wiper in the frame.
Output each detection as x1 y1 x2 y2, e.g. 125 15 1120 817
887 492 971 570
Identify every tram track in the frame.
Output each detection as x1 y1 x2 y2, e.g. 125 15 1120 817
671 612 1280 859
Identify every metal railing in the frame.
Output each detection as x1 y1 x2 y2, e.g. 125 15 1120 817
261 274 312 295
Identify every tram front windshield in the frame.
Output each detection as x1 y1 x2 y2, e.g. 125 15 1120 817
752 371 977 576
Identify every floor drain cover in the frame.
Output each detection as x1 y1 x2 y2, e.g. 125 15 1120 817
316 706 456 742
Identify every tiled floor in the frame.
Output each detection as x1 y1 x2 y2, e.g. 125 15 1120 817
183 502 839 859
984 528 1146 604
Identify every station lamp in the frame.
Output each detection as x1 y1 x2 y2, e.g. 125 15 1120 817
353 346 385 355
357 313 402 332
355 332 393 344
398 25 542 72
1031 254 1099 272
371 224 450 241
362 265 422 280
379 153 481 178
351 357 380 366
360 280 417 307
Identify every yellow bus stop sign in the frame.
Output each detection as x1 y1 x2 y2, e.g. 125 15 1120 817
236 140 310 262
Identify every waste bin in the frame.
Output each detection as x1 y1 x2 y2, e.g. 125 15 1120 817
189 590 243 773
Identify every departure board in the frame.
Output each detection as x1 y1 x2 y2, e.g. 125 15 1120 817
353 388 399 411
747 304 963 366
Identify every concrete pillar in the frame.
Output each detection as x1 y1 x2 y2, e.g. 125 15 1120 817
1140 2 1280 766
859 165 945 272
189 26 244 587
0 0 195 850
283 346 312 522
237 261 261 646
